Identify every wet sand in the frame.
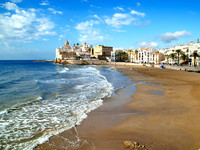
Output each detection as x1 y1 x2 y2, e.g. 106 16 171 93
35 65 200 150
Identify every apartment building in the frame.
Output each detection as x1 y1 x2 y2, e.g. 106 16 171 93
92 45 113 59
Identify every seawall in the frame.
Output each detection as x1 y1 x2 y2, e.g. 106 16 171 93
54 60 200 72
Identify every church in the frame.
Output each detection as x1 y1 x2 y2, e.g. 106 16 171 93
55 40 93 61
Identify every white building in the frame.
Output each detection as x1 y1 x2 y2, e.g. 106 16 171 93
137 47 155 64
55 40 93 61
173 41 200 66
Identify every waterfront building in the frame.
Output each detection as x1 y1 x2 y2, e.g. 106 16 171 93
55 40 93 61
92 45 113 59
174 41 200 66
150 52 164 64
137 47 154 64
127 49 137 63
111 51 115 61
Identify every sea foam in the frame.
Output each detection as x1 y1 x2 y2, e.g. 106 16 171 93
0 66 113 150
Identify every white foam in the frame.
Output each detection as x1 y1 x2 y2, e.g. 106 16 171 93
58 67 69 73
36 96 43 100
0 66 114 150
0 109 7 115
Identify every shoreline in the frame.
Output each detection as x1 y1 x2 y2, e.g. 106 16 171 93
35 64 200 150
35 70 140 150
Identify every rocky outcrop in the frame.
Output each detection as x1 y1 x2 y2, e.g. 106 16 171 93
124 141 147 150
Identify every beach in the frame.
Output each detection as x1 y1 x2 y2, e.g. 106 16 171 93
35 64 200 150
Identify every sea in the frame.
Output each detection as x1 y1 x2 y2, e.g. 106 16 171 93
0 60 131 150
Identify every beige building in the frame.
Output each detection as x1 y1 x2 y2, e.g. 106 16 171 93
92 45 113 59
150 52 164 64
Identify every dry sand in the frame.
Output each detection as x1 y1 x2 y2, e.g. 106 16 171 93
35 65 200 150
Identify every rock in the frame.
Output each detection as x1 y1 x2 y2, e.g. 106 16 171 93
124 141 147 150
124 141 134 149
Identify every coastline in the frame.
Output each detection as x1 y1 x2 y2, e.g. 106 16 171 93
35 64 200 150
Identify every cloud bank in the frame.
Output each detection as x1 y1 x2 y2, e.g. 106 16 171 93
160 31 192 43
0 2 56 43
137 42 158 47
75 20 104 43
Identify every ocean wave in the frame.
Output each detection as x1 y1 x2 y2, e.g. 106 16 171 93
58 67 69 73
0 66 114 150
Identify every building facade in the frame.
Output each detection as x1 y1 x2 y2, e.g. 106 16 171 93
55 40 92 61
160 40 200 66
150 52 164 64
92 45 113 59
137 48 154 64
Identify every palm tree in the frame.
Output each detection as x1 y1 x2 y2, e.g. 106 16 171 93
87 48 91 58
135 50 138 61
164 55 169 63
128 49 133 62
116 51 128 62
191 52 200 67
169 53 176 64
180 53 189 65
176 49 182 65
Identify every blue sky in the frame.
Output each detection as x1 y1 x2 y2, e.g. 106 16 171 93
0 0 200 60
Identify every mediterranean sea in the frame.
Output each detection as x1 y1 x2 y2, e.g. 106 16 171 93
0 60 131 150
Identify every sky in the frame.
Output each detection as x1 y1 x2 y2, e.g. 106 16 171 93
0 0 200 60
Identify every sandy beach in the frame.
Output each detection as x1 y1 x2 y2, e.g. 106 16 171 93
35 64 200 150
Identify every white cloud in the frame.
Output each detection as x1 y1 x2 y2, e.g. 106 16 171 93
81 0 88 2
75 20 104 44
39 0 49 6
160 31 192 43
90 4 101 9
131 10 145 17
137 2 141 6
134 20 151 26
112 29 127 32
59 34 64 41
114 7 125 11
48 8 63 14
93 14 100 20
0 3 56 43
105 13 135 28
65 29 70 32
10 0 23 3
2 12 11 16
137 42 158 47
75 20 99 31
1 2 18 11
113 47 125 51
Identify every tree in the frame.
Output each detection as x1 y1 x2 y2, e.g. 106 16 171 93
176 49 182 65
115 51 128 62
180 53 189 65
135 50 138 61
87 48 91 57
128 49 133 62
169 53 176 64
87 48 91 52
76 43 79 47
164 55 169 63
191 52 200 67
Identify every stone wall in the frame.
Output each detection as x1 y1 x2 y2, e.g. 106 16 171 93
54 60 110 65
